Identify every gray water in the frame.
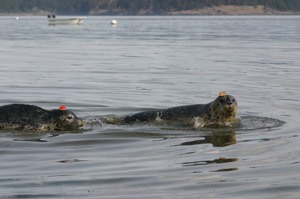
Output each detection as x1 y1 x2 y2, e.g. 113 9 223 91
0 16 300 198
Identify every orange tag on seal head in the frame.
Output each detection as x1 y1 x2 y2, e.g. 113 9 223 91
59 105 67 110
219 91 227 97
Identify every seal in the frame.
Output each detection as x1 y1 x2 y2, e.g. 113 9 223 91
123 92 237 128
0 104 84 131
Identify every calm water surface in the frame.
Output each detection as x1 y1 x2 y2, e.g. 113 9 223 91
0 16 300 198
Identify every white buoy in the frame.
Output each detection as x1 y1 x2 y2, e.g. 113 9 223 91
111 19 117 25
16 17 19 20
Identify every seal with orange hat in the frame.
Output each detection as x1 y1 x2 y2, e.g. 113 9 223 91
123 91 237 128
0 104 84 131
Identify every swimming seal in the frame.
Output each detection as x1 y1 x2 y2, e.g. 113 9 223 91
0 104 84 131
123 93 237 128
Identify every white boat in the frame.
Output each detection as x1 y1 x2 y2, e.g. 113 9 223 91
47 15 85 25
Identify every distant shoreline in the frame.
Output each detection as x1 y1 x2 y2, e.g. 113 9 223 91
1 5 299 16
90 5 299 15
166 5 298 15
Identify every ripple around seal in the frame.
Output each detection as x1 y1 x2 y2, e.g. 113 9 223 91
237 116 286 131
84 115 285 133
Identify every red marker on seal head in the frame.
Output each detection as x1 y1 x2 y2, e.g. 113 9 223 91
59 105 67 111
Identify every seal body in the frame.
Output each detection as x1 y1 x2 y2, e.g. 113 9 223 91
124 95 237 128
0 104 84 131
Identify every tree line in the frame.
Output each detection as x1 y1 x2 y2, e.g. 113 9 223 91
101 0 300 14
1 0 299 14
0 0 95 14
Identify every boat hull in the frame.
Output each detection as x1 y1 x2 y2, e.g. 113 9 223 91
48 18 85 25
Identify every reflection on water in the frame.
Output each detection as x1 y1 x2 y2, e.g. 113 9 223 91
58 159 87 163
182 157 238 167
181 131 237 147
13 138 48 142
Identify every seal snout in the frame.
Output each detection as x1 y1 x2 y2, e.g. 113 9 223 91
219 95 236 106
227 100 236 106
226 96 237 106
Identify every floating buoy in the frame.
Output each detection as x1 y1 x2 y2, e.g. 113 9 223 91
16 17 19 20
59 105 67 110
111 19 117 25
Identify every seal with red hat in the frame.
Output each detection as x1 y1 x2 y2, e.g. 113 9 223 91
0 104 84 131
123 91 237 128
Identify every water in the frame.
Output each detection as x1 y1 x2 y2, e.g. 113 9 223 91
0 16 300 198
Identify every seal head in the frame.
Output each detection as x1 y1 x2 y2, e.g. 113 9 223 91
208 95 237 125
44 109 85 131
0 104 84 132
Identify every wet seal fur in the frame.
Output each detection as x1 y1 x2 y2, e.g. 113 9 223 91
0 104 84 131
123 94 237 128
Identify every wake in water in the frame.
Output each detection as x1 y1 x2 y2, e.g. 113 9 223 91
237 115 285 130
84 114 285 131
